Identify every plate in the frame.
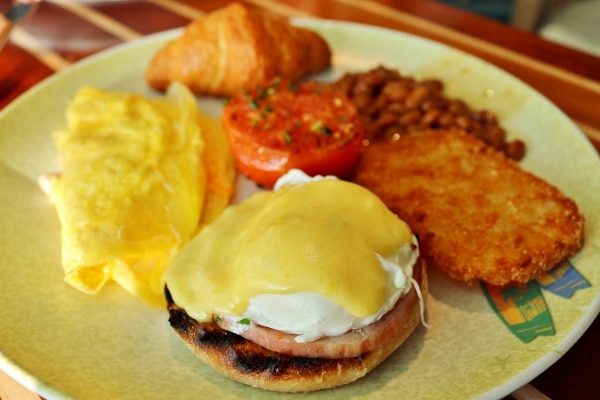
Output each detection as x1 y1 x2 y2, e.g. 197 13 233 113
1 19 599 400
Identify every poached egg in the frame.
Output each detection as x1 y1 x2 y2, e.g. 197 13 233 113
165 169 420 342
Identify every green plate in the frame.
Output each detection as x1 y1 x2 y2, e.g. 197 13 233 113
1 19 599 400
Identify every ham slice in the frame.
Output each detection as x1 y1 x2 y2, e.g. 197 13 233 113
215 262 426 359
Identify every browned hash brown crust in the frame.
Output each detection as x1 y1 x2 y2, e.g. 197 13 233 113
165 262 426 393
350 129 585 286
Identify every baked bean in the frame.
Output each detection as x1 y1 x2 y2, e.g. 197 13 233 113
422 79 444 93
405 86 430 109
375 112 399 130
504 140 526 161
386 101 406 114
454 115 471 130
438 112 454 127
475 119 486 129
332 75 355 95
381 81 410 102
352 79 374 96
447 100 468 115
351 92 373 111
484 126 507 149
331 66 526 161
373 94 389 113
399 109 422 126
421 109 442 126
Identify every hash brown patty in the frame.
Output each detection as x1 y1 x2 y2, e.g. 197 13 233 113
351 129 584 285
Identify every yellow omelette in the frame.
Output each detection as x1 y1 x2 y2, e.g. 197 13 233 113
46 83 235 306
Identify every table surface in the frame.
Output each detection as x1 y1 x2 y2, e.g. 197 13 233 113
0 1 598 399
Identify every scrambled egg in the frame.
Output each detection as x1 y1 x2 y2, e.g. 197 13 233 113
45 83 236 306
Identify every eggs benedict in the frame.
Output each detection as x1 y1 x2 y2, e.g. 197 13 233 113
164 170 428 392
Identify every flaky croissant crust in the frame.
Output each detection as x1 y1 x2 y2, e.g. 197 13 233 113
146 2 332 97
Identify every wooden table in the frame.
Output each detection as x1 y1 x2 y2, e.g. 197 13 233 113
0 1 598 399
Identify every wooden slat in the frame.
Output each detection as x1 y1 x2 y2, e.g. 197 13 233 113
97 0 194 33
23 1 123 61
147 0 205 20
49 0 142 41
0 42 54 109
9 26 70 71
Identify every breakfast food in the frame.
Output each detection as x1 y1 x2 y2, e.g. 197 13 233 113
196 109 237 227
332 66 526 161
146 2 332 97
164 170 428 392
350 129 584 286
221 78 364 188
42 83 235 306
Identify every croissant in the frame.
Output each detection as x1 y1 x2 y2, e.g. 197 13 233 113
145 3 332 97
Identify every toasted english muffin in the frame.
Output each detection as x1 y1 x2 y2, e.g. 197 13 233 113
165 260 426 393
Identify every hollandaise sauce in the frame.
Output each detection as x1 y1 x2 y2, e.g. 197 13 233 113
166 171 417 341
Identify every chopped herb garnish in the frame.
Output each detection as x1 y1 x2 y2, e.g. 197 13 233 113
214 316 222 322
249 99 259 109
237 318 251 325
283 129 293 144
264 105 273 113
289 83 298 93
267 77 281 95
320 125 333 136
257 87 268 100
310 121 323 132
309 121 333 135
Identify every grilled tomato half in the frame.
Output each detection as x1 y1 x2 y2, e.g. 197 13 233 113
221 78 364 188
